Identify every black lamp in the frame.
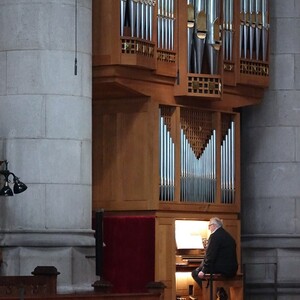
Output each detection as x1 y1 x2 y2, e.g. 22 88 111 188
0 160 27 196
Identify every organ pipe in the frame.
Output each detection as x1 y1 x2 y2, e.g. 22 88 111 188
180 129 216 202
159 110 175 201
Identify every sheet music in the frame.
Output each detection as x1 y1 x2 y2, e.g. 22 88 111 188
175 220 208 249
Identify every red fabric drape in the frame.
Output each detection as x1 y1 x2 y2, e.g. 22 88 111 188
102 215 155 293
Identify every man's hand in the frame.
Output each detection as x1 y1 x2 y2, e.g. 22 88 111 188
198 271 204 278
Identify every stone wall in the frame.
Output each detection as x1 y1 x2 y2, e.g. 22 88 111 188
241 1 300 299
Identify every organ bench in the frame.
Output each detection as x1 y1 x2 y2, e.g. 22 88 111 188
202 273 243 300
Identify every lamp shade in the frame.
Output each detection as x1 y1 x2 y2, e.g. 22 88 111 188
0 182 13 196
13 178 27 194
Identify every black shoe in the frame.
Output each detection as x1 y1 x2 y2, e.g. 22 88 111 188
216 287 228 300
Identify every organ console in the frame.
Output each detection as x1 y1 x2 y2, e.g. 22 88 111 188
92 0 269 299
175 220 208 299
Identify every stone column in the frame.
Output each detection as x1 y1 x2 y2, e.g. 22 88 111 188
0 0 95 293
241 1 300 298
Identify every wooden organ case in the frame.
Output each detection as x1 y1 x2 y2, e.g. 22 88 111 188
92 0 269 299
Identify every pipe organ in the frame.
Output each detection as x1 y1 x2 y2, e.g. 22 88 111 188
93 0 269 299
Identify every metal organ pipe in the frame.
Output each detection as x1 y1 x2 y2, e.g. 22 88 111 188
171 132 175 200
239 0 244 58
255 0 262 60
157 0 161 47
187 0 195 72
161 0 165 48
206 0 221 74
262 0 269 62
137 0 141 37
170 0 174 50
223 0 233 61
159 112 164 200
145 0 149 40
229 0 233 61
239 0 269 61
225 132 229 203
149 0 154 40
165 0 169 49
124 0 131 29
180 129 184 200
130 0 137 37
230 124 234 202
195 0 206 73
242 0 248 59
120 0 126 36
180 129 216 202
223 0 228 60
249 0 255 59
120 0 157 41
168 0 172 50
166 130 171 200
157 0 175 50
141 0 145 39
221 121 235 204
159 112 175 202
211 130 216 202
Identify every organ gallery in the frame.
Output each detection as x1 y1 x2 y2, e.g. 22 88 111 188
92 0 269 299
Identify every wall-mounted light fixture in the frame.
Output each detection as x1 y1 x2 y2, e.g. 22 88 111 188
0 160 27 196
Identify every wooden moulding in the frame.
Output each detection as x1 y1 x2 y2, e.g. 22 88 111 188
175 74 222 102
155 49 177 77
158 202 240 214
92 64 176 102
223 61 237 87
120 37 156 70
238 58 269 87
95 39 177 80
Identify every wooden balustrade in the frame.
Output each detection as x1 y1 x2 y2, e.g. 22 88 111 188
0 266 164 300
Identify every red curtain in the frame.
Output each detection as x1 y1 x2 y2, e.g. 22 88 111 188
102 215 155 293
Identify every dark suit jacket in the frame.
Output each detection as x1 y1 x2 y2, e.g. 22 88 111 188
201 227 238 277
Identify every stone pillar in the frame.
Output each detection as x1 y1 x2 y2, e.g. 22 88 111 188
0 0 95 293
241 1 300 298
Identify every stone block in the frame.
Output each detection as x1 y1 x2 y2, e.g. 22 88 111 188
45 184 91 229
269 54 294 90
243 163 300 198
46 95 91 140
242 127 295 163
0 95 45 138
242 197 296 234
